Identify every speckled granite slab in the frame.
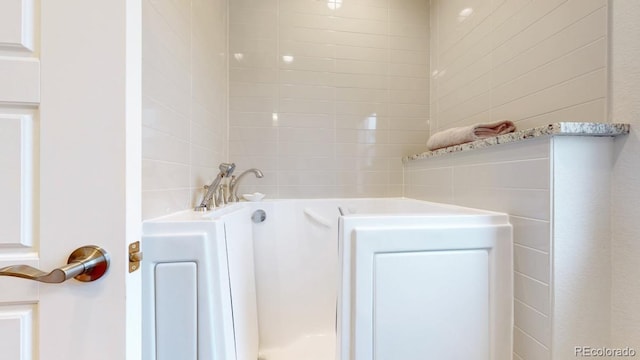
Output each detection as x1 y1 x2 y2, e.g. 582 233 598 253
403 122 630 162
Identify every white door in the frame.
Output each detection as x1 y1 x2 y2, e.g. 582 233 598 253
0 1 141 359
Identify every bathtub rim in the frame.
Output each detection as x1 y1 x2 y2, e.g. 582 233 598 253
143 197 511 224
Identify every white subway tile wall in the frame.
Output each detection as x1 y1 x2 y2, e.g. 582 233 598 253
610 1 640 353
405 137 553 360
142 0 229 220
430 0 608 134
407 136 626 357
411 2 609 357
229 0 430 198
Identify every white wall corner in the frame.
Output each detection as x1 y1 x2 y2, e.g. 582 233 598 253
550 136 613 358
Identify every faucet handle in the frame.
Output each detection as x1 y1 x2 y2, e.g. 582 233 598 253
215 183 228 206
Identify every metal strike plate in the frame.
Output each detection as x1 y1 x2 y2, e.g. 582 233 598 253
129 241 142 273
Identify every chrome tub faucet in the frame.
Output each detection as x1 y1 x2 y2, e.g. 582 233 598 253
228 168 264 203
195 162 236 211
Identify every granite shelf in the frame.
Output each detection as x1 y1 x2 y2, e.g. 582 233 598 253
403 122 630 163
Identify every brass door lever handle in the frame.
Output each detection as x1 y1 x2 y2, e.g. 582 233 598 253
0 246 110 283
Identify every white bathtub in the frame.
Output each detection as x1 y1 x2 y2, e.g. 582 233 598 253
142 198 513 360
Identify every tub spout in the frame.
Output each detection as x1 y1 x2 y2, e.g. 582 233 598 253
228 168 264 202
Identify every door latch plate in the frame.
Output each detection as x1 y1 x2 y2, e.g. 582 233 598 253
129 241 143 273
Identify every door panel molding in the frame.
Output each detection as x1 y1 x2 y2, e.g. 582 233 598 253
0 0 36 52
0 114 35 249
0 59 39 104
0 304 36 360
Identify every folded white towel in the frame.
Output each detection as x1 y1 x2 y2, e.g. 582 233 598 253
426 120 516 151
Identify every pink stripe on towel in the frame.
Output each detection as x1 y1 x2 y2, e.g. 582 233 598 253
426 120 516 151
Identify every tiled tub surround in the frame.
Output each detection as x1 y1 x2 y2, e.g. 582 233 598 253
229 0 430 198
404 126 629 360
140 0 614 217
430 0 609 134
141 0 229 220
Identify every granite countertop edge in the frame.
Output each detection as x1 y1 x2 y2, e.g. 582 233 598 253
403 122 630 163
